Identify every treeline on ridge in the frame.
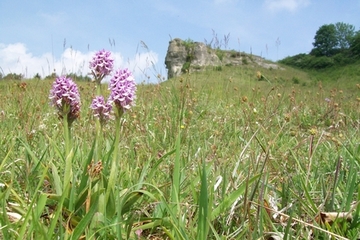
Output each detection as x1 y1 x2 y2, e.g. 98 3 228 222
279 22 360 69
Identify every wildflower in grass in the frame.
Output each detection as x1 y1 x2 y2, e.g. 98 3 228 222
90 95 113 124
105 68 136 205
89 49 114 82
108 68 136 116
49 76 81 125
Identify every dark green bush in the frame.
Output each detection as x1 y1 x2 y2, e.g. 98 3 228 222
182 62 191 73
230 50 241 58
280 53 337 69
2 73 23 80
34 73 41 79
213 66 222 71
292 77 300 84
308 56 334 69
215 49 225 61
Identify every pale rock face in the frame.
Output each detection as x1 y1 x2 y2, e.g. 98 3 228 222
191 43 221 67
165 38 188 79
165 38 282 79
165 38 223 79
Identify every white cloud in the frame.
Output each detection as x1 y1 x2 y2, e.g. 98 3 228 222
0 43 160 83
264 0 310 12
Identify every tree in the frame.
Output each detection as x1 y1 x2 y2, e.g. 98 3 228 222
312 22 357 57
34 73 41 79
312 24 338 56
350 31 360 57
335 22 356 49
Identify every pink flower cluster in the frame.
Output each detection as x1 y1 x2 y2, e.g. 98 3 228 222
89 49 114 81
49 76 81 123
108 68 136 111
90 96 113 124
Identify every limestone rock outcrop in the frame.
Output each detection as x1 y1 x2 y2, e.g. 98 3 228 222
165 38 222 79
164 38 188 79
165 38 282 79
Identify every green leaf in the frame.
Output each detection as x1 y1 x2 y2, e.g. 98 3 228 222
121 191 144 215
171 130 182 217
197 161 209 240
78 139 96 192
211 174 260 221
51 162 62 195
70 191 100 240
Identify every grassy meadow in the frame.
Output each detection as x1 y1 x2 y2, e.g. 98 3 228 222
0 62 359 239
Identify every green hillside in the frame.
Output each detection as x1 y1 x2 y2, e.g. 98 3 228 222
0 21 359 239
0 55 359 239
162 57 360 95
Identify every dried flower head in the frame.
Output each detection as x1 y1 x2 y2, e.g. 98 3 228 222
90 95 113 124
87 160 103 179
89 49 114 81
108 68 136 113
49 76 81 124
256 71 262 80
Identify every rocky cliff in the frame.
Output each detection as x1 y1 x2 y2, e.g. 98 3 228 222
165 38 281 79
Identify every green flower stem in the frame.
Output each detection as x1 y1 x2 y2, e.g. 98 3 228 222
63 112 73 200
96 120 105 214
96 84 101 96
105 106 124 206
94 80 106 214
94 78 103 162
63 113 71 157
61 103 72 157
96 77 102 96
95 120 102 161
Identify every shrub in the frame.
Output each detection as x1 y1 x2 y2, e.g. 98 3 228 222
215 49 225 61
230 50 241 58
183 38 195 50
213 66 222 71
34 73 41 79
3 73 22 80
333 53 352 65
308 56 334 69
182 61 191 73
292 77 300 84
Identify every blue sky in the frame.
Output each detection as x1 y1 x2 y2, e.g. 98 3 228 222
0 0 359 83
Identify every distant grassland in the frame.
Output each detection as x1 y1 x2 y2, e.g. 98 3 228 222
0 63 359 239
